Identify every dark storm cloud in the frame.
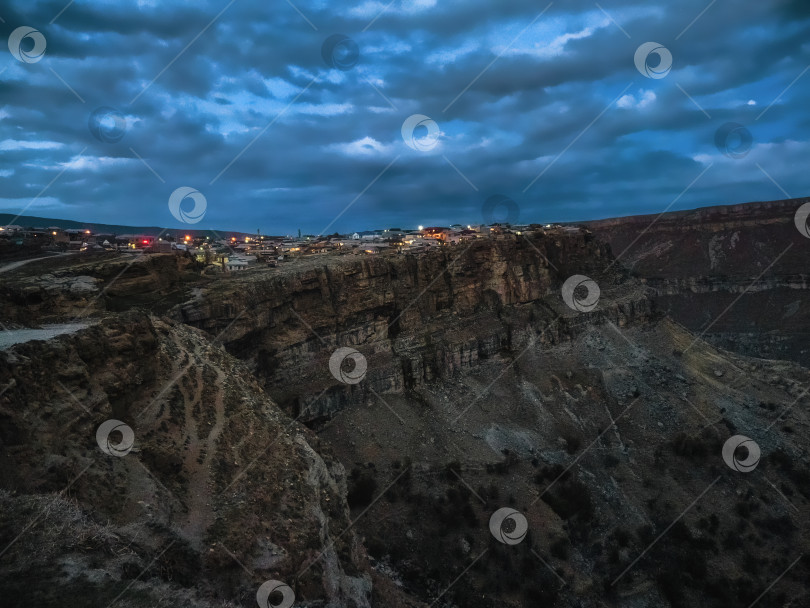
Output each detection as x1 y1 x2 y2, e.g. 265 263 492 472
1 0 809 233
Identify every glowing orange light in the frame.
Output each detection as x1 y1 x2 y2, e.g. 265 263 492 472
185 235 191 241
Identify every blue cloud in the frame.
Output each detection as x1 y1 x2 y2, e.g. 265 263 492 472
0 0 808 234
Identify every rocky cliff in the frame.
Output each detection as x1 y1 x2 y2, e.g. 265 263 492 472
587 197 810 365
175 233 653 423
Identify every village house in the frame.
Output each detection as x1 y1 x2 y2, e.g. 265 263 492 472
225 258 248 271
422 227 450 241
225 254 257 271
114 234 155 249
62 228 94 249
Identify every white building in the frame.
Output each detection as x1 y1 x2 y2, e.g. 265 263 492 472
225 255 257 271
226 259 248 271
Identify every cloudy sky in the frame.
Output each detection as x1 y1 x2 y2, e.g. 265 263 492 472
1 0 808 234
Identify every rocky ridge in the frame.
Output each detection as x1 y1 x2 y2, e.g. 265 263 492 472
0 312 394 607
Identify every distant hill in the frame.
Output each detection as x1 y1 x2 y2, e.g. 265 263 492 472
0 213 256 239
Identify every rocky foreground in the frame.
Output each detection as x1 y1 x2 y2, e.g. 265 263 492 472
1 199 809 607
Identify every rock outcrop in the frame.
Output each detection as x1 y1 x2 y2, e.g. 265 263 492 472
0 313 381 607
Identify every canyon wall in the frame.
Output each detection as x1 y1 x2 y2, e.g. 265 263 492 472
587 197 810 365
175 233 654 423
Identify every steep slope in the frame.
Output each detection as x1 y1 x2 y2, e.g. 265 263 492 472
0 313 417 607
313 318 810 606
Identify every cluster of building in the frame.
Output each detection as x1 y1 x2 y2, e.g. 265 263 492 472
0 221 581 272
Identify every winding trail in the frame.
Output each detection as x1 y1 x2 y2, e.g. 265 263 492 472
177 349 227 549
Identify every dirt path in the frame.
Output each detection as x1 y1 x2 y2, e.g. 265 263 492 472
0 252 77 274
177 347 227 549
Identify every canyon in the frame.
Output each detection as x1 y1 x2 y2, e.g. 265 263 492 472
1 198 809 607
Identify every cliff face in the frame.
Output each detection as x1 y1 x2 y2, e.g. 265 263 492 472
585 197 807 278
175 234 653 422
587 197 810 365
